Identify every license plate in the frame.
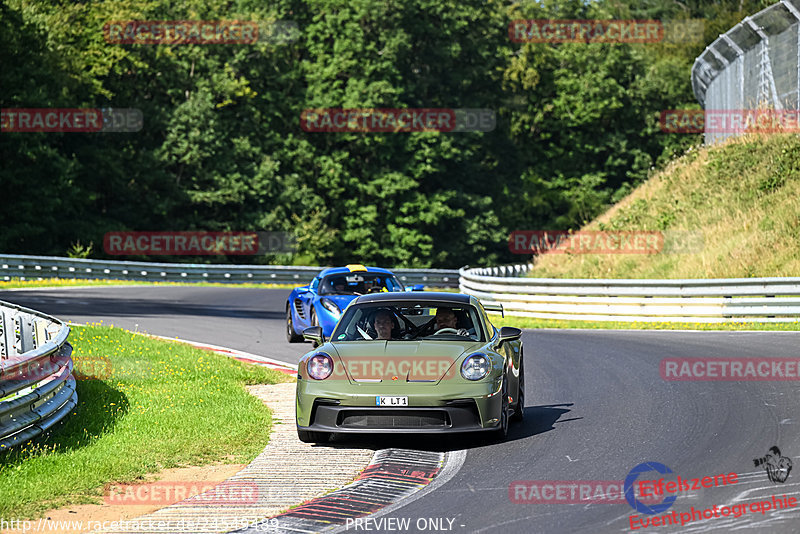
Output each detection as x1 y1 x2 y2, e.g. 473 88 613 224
376 396 408 407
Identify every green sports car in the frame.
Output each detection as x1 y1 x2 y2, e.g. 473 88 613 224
295 292 524 443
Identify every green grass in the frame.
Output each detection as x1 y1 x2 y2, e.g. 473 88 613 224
0 277 300 289
526 134 800 279
493 315 800 331
0 324 290 519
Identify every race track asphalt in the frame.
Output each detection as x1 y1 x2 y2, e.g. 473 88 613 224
2 286 799 533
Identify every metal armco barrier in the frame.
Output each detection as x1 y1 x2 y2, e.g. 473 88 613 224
460 265 800 323
0 255 459 288
0 300 76 449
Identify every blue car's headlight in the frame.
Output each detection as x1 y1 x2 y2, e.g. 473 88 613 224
461 353 491 381
320 298 341 318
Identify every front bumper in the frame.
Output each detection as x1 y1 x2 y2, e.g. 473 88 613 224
300 403 491 434
296 379 503 434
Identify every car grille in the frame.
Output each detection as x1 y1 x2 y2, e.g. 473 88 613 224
337 410 450 428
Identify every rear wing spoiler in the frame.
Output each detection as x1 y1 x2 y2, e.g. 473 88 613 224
482 302 504 317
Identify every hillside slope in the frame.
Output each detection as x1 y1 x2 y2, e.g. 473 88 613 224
526 134 800 279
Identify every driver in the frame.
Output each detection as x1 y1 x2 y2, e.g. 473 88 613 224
434 308 469 336
373 309 396 340
362 278 386 293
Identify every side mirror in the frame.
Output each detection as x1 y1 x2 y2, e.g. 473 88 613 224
498 326 521 344
410 284 425 291
303 326 324 346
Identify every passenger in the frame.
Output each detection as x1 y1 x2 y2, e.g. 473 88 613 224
433 308 469 336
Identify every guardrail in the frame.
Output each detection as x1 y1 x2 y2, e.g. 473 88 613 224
0 300 76 449
0 255 459 288
460 265 800 323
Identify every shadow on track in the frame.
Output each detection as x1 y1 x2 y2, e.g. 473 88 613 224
0 294 282 321
326 402 576 452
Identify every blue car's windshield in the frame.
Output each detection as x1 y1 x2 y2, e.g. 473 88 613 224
319 274 403 295
331 302 484 342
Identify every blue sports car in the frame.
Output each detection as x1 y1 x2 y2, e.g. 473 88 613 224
286 264 422 342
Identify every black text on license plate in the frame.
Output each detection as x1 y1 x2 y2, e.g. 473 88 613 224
376 396 408 406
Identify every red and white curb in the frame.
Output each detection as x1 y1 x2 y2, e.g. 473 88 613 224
149 335 297 376
233 448 467 534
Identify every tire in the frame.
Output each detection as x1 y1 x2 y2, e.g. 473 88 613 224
297 429 331 443
493 375 510 440
511 358 525 423
286 305 302 343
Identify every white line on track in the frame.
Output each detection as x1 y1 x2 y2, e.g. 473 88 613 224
149 334 298 373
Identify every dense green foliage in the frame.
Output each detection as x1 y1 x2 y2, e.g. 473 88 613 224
0 0 772 267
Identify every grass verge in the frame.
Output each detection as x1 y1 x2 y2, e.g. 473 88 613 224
0 324 291 519
493 315 800 331
525 134 800 279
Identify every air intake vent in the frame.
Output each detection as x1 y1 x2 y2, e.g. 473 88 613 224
294 299 306 320
338 410 449 428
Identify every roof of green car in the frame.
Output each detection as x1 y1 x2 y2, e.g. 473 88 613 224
353 292 472 305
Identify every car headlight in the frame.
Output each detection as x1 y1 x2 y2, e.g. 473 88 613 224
320 298 341 318
461 353 491 381
307 352 334 380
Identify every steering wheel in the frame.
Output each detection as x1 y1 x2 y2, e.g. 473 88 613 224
367 287 383 294
432 328 459 335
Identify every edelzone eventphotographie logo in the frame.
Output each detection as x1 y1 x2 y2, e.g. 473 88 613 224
624 462 679 515
623 458 798 530
754 446 793 484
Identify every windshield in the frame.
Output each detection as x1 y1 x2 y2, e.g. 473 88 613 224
318 273 404 295
330 302 484 342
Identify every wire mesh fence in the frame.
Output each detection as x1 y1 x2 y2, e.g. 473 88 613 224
692 0 800 143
